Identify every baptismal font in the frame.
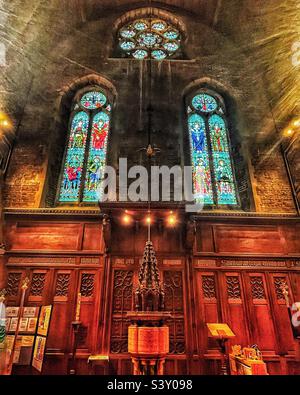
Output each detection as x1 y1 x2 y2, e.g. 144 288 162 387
127 240 171 375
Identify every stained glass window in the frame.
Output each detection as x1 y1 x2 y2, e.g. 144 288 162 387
188 92 238 207
118 18 181 60
83 112 110 202
58 90 111 204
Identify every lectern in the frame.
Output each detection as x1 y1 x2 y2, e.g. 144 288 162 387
207 323 235 375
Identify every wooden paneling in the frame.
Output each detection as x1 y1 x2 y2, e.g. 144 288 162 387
7 223 81 251
4 216 300 375
213 225 284 254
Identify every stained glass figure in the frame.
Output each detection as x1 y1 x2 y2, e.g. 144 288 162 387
83 112 110 202
59 112 89 202
188 114 214 204
118 18 181 60
208 115 237 205
59 91 111 204
188 93 238 207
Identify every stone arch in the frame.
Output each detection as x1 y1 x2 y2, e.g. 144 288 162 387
112 7 187 42
43 74 117 207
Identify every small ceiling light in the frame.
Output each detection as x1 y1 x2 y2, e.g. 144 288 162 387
167 215 177 226
146 216 152 225
0 112 12 129
293 119 300 128
122 213 132 225
284 128 294 137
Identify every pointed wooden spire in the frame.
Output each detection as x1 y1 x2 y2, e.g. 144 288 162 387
135 241 165 312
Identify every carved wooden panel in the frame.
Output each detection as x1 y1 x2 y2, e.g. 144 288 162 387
250 276 266 300
6 272 22 296
55 273 70 297
110 270 134 353
202 275 216 299
164 271 185 354
80 273 95 297
164 271 184 313
112 270 134 313
30 273 46 296
226 276 241 300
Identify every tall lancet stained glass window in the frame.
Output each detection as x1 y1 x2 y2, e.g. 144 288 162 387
188 92 238 206
58 91 111 203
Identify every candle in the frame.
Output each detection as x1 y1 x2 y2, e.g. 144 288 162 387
75 293 81 322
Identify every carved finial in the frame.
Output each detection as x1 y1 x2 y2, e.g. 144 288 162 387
21 277 30 291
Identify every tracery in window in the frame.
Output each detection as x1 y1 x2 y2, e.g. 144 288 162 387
117 18 182 60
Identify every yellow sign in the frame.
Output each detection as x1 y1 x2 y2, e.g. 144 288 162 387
37 306 52 336
32 336 46 372
88 355 109 362
207 323 235 338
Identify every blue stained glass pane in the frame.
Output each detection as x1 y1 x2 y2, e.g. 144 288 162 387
163 42 179 52
188 114 214 205
59 112 89 202
83 112 110 202
120 41 135 51
138 32 161 48
134 21 148 31
152 20 167 31
81 91 107 110
133 49 148 59
152 50 167 60
120 28 136 38
164 30 179 40
208 114 237 205
192 94 218 113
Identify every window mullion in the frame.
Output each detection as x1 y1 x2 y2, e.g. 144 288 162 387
204 113 218 207
79 110 94 204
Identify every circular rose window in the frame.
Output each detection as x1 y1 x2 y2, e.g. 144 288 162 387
118 18 182 60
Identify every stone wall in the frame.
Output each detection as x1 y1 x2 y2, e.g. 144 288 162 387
252 146 296 213
2 4 297 213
